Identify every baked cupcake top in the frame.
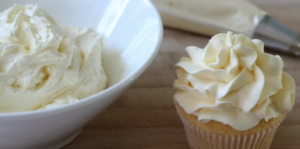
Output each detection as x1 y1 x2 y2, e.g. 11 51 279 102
174 32 295 131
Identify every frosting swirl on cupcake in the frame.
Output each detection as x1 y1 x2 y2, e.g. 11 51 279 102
174 32 295 130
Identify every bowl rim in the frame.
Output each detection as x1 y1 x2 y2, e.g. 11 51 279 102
0 0 163 117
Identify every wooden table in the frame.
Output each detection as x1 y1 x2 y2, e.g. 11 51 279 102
65 0 300 148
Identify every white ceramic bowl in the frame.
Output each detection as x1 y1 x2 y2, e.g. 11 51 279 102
0 0 162 148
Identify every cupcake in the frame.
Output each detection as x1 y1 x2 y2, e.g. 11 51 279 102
174 32 295 149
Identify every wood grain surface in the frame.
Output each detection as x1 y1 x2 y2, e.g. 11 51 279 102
65 0 300 148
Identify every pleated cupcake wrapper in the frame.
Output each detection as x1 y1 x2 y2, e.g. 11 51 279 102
175 104 282 149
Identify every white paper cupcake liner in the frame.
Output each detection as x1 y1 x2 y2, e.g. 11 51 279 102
175 104 283 149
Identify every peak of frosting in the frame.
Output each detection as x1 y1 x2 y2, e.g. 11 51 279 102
174 32 295 130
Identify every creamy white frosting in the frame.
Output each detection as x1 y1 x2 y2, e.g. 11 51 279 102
0 4 107 112
152 0 266 37
174 32 295 130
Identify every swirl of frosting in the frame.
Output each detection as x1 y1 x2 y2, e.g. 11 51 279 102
174 32 295 130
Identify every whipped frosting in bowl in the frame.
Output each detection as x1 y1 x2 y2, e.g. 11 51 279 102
0 4 107 113
0 1 162 148
174 32 295 131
